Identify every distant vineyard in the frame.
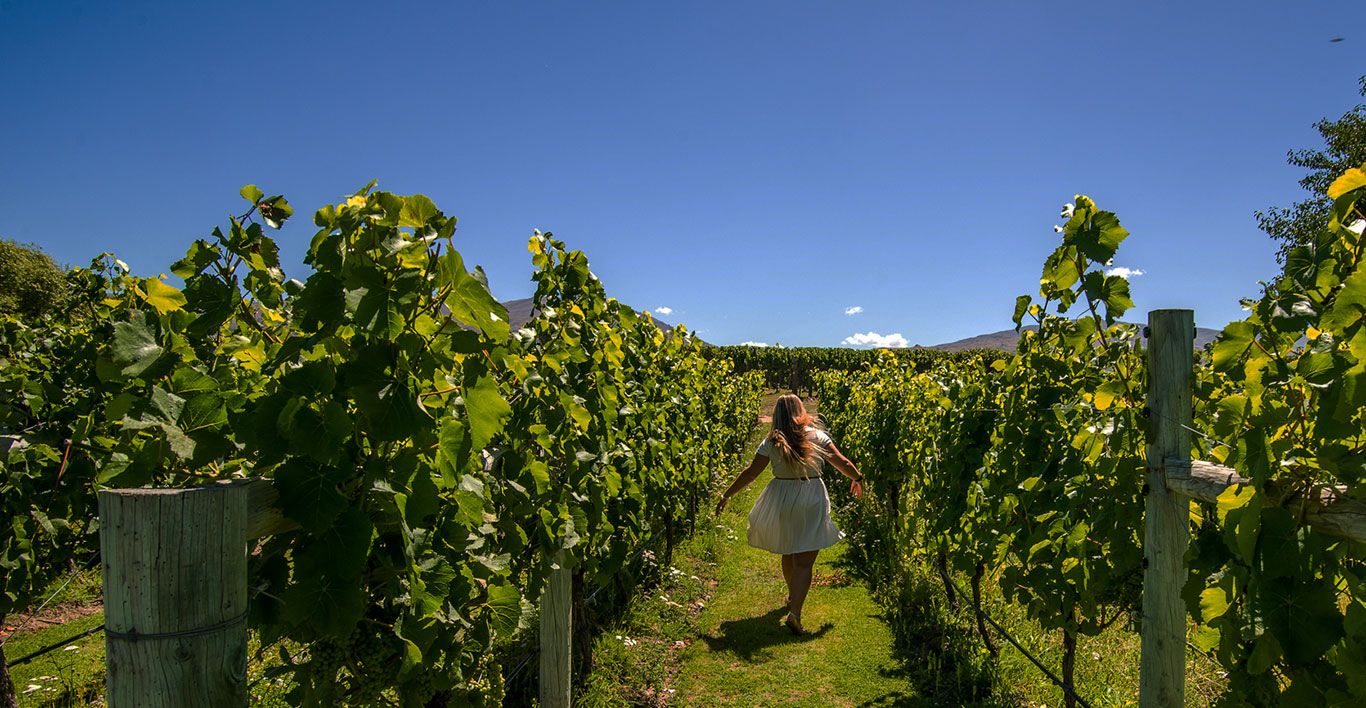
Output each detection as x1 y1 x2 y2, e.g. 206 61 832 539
705 345 1006 395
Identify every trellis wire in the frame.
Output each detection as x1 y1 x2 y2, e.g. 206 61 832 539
0 551 100 648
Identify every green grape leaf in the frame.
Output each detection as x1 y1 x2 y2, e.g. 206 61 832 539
293 271 345 333
180 392 228 432
283 360 337 398
240 184 265 204
273 459 350 533
1012 296 1031 329
399 195 440 229
280 569 367 639
464 373 511 452
1249 576 1345 667
142 278 187 314
1070 208 1128 265
111 312 166 378
1212 321 1256 372
440 251 510 341
484 583 524 638
1099 275 1134 320
1321 268 1366 336
395 465 440 525
436 419 470 487
282 401 351 463
352 380 429 442
297 508 374 581
1327 167 1366 199
1199 572 1235 621
1245 633 1281 675
170 240 221 279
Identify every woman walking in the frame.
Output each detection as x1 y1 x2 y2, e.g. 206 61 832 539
715 394 863 635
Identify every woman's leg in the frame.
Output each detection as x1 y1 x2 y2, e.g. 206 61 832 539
787 549 820 627
781 554 794 600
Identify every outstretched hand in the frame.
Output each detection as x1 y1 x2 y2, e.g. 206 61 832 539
850 479 864 499
715 495 729 514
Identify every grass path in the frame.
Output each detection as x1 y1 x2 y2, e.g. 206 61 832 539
671 393 916 707
674 489 913 707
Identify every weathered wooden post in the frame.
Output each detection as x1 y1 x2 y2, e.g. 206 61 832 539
1139 309 1193 708
100 486 248 707
540 550 572 708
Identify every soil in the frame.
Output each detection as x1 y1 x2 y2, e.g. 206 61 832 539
0 601 103 642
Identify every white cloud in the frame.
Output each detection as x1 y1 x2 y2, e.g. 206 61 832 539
654 306 673 315
844 306 863 315
842 332 909 348
1105 267 1146 279
739 341 768 347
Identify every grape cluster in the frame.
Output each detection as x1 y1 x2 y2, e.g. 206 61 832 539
341 625 400 706
307 639 345 683
454 653 505 708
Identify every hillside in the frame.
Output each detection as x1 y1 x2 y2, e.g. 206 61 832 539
502 298 687 340
925 324 1222 353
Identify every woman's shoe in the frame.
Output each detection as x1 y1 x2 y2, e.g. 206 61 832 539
784 613 807 636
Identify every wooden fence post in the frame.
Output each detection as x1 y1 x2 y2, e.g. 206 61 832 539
1139 309 1193 708
540 549 572 708
100 486 248 707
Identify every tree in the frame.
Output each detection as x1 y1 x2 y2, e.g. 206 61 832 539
1256 76 1366 263
0 239 70 319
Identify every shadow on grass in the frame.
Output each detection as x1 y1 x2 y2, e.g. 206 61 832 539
700 606 833 662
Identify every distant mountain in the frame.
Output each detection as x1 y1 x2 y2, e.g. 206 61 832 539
501 298 699 343
925 324 1222 353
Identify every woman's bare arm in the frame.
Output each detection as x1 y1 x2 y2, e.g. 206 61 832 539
716 453 769 513
825 442 865 498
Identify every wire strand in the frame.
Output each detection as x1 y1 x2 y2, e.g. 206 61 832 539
6 624 105 667
900 531 1094 708
0 551 100 648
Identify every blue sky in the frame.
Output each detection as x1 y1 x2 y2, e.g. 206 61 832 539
2 1 1362 347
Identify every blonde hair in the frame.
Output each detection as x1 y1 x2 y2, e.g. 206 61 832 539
769 394 826 479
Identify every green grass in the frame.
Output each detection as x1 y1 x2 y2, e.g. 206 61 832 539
578 390 1225 707
580 390 934 707
673 493 933 707
2 610 296 708
4 611 105 707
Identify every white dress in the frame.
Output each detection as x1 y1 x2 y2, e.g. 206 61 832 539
746 428 846 555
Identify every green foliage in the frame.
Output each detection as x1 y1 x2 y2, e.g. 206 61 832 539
821 180 1366 705
1 184 762 706
1256 76 1366 264
1 255 128 622
818 195 1147 703
1183 167 1366 706
0 239 72 320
